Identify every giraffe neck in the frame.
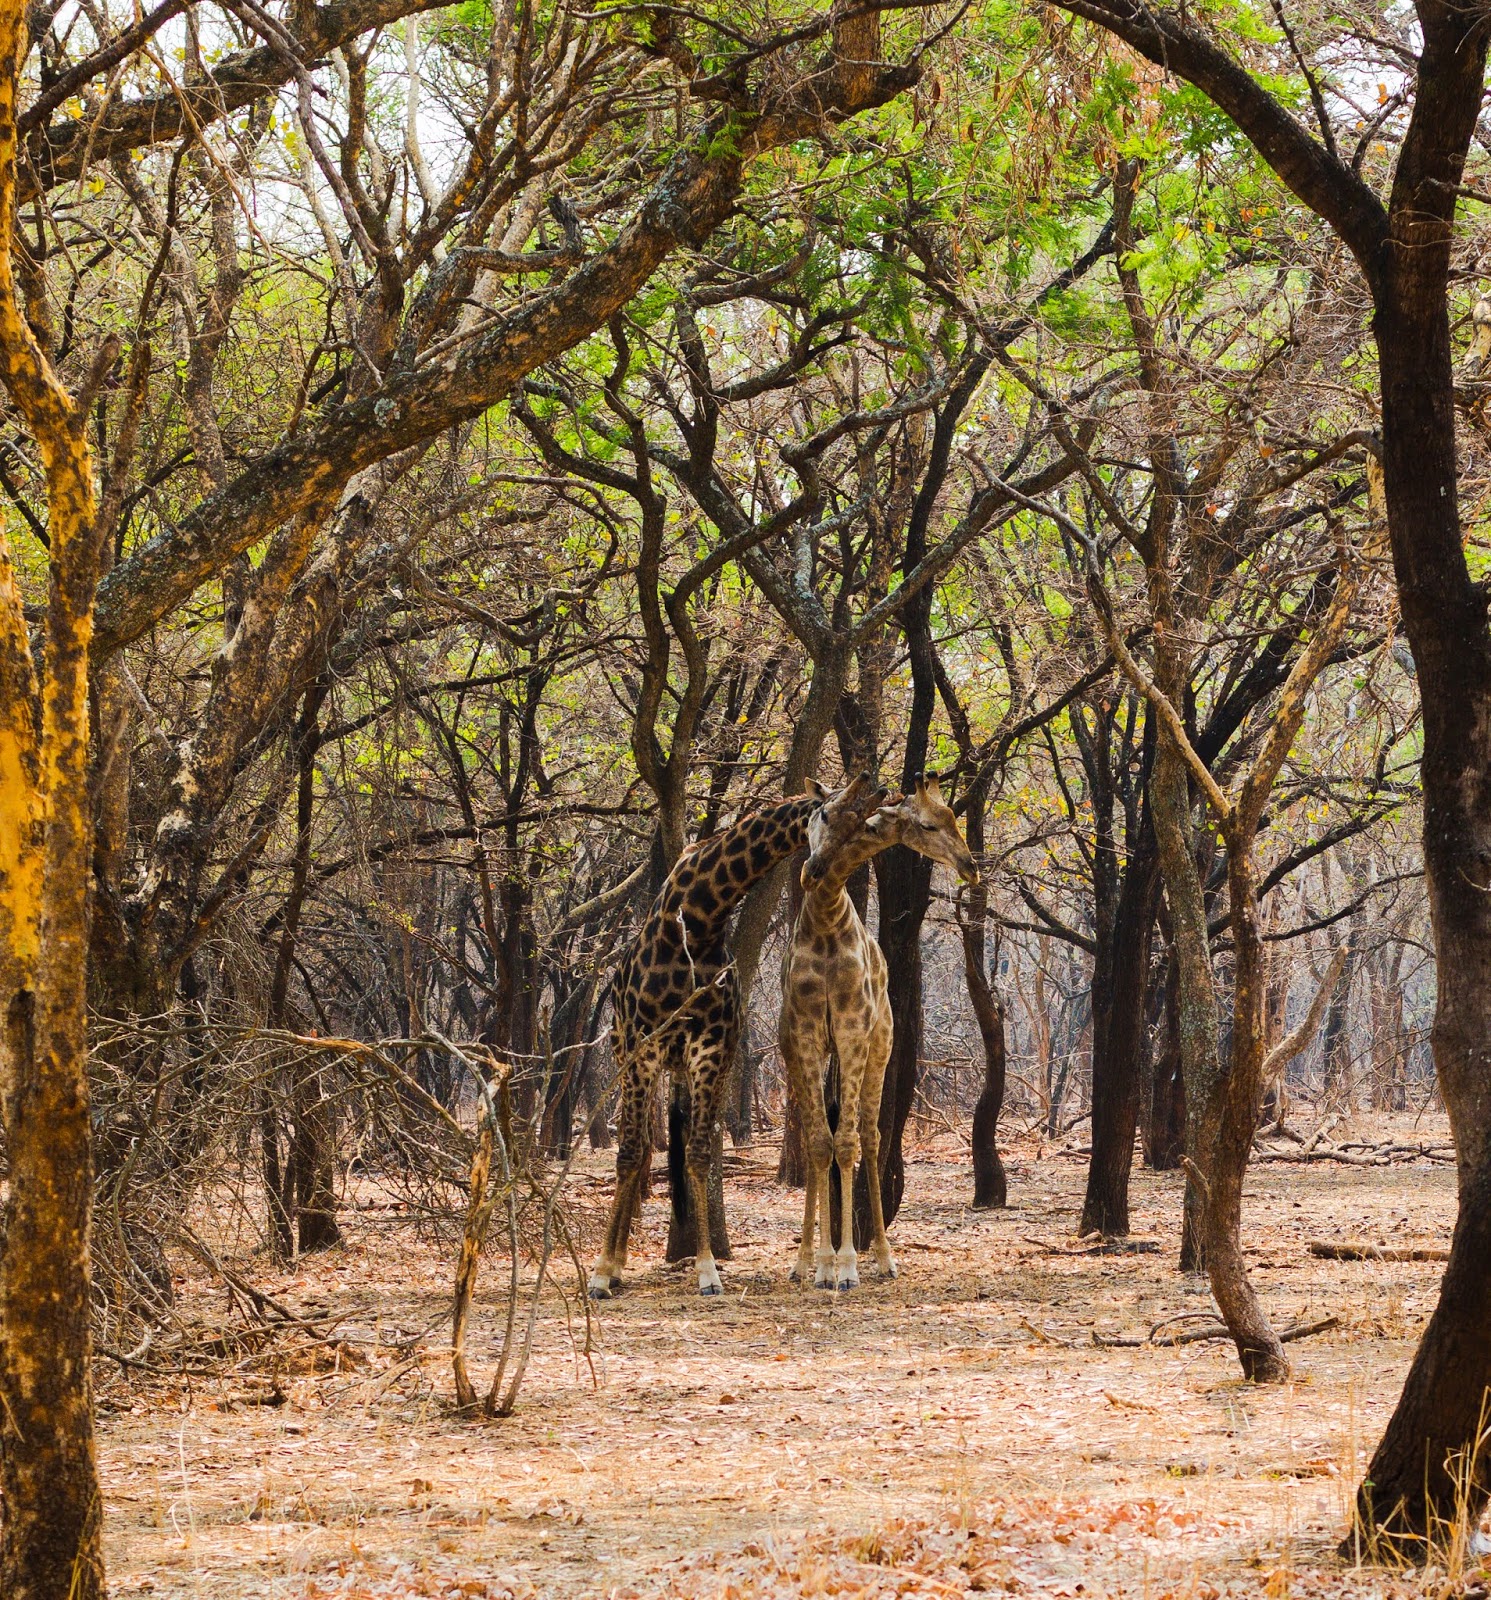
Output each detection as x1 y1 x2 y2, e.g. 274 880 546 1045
662 796 819 947
798 830 895 934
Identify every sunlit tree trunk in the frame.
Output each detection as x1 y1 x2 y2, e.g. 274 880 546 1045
0 13 108 1591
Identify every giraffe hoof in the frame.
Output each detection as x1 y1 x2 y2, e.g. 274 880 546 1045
699 1282 723 1297
587 1273 621 1300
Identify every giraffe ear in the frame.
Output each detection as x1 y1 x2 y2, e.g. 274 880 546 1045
804 777 829 801
916 772 944 804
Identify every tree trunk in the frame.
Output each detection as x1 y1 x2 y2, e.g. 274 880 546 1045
269 684 340 1254
1203 851 1287 1381
777 1086 807 1185
1081 834 1160 1234
0 1004 106 1600
1352 211 1491 1547
0 29 110 1575
292 1062 341 1253
1320 935 1357 1106
854 849 932 1239
725 1014 754 1147
968 976 1009 1210
960 775 1007 1208
1146 956 1186 1170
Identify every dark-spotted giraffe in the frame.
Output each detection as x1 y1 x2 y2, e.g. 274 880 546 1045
589 775 880 1299
782 776 979 1289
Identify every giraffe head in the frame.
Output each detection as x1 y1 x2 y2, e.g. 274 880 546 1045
801 772 887 888
865 773 980 886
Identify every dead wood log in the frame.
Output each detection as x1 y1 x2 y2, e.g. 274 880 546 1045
1308 1240 1451 1263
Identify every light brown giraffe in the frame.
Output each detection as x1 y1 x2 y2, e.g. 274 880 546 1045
781 775 978 1290
589 774 880 1299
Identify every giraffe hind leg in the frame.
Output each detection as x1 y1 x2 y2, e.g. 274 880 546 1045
589 1051 656 1298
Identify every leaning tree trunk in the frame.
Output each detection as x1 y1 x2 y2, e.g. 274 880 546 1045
1201 852 1288 1380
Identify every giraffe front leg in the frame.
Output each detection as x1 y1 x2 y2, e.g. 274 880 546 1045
682 1028 733 1297
685 1151 723 1295
811 1133 836 1289
589 1143 648 1298
831 1135 861 1292
792 1137 822 1285
830 1022 872 1291
780 1024 831 1287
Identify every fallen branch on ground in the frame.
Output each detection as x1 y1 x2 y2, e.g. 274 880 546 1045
1092 1314 1340 1349
1022 1235 1161 1256
1308 1240 1450 1262
1257 1140 1454 1166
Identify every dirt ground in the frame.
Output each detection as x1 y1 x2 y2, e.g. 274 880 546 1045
101 1112 1484 1599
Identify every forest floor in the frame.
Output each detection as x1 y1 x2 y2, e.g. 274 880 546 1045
101 1110 1484 1600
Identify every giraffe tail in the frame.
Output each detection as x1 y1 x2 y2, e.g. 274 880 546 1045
667 1080 690 1235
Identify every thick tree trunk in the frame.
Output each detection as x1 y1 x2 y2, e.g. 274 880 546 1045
1081 836 1160 1234
1148 733 1220 1279
0 1014 106 1600
777 1087 808 1185
724 1014 755 1147
854 849 932 1239
0 35 109 1574
1354 220 1491 1545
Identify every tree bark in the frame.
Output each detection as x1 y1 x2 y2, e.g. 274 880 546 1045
1081 830 1160 1234
0 13 109 1587
1146 956 1186 1170
967 972 1009 1210
1355 187 1491 1552
1048 0 1491 1537
960 774 1007 1208
854 849 932 1238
